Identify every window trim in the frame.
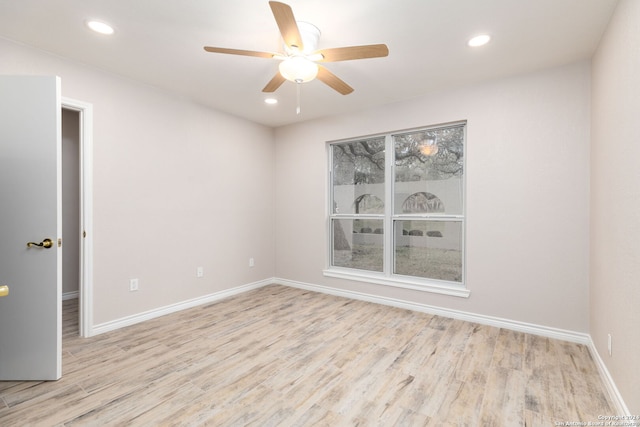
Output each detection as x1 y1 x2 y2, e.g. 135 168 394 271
323 267 470 298
325 121 469 298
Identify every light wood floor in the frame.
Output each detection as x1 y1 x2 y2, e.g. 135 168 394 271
0 285 613 426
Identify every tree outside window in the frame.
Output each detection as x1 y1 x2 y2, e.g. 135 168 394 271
329 123 465 288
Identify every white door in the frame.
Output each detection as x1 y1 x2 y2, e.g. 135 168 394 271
0 75 62 380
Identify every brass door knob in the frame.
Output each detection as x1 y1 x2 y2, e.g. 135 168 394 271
0 285 8 297
27 238 53 249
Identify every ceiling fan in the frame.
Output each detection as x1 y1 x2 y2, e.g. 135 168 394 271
203 1 389 96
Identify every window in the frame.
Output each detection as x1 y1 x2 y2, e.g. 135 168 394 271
326 122 467 297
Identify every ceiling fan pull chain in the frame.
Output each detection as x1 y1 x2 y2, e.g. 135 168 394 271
296 81 301 115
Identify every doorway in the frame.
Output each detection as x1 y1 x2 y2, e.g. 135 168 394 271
61 98 93 338
62 108 79 303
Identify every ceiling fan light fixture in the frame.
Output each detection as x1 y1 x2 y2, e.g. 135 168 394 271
279 56 319 83
203 2 387 96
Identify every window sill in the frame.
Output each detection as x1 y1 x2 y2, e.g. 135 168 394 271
322 269 470 298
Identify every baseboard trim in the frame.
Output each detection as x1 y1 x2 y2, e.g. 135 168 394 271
586 338 630 415
275 277 590 344
90 278 273 336
62 291 79 301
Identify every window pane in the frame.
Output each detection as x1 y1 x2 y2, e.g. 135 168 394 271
394 220 462 282
394 126 464 215
332 219 383 272
332 139 385 214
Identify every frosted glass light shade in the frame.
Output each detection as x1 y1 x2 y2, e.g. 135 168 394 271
279 57 319 83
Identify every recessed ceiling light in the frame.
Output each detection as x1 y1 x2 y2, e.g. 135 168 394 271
86 20 115 35
468 34 491 47
264 98 278 105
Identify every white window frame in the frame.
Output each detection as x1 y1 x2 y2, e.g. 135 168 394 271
324 122 469 298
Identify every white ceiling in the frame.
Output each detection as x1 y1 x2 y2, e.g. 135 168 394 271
0 0 618 128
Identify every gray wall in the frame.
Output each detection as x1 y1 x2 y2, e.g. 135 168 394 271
0 37 276 324
275 61 591 333
590 0 640 413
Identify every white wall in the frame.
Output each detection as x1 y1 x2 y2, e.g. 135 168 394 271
1 38 276 324
590 0 640 413
275 61 591 332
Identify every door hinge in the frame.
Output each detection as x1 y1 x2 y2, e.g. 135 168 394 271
58 238 62 247
83 230 86 238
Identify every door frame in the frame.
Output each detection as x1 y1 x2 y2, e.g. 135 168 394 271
62 97 93 338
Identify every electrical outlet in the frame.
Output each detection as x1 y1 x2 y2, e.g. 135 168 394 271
249 257 255 267
129 278 139 292
607 333 612 356
196 267 204 278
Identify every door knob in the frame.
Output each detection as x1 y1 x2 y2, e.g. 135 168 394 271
26 238 53 249
0 285 8 297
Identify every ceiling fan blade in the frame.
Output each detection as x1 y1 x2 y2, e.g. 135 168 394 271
203 46 275 59
317 66 354 95
316 44 389 62
262 73 287 92
269 1 304 51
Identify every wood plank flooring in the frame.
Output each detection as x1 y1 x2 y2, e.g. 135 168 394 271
0 285 613 426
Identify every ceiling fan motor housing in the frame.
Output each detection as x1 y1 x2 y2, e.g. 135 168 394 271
288 21 320 54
